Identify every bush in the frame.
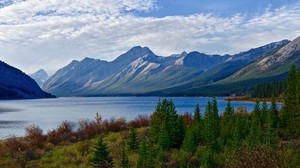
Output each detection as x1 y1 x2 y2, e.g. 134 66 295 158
25 124 45 148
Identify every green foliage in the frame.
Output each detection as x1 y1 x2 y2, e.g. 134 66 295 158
193 103 201 124
252 81 286 98
127 127 138 151
283 64 300 137
120 146 129 168
203 98 220 150
92 137 113 168
150 98 185 150
137 138 147 168
182 127 197 153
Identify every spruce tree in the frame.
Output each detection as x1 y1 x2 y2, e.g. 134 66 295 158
203 99 219 150
92 137 113 168
127 126 138 151
261 100 268 126
221 100 235 146
194 103 201 124
120 146 129 168
150 98 185 149
137 138 147 168
158 122 171 151
182 126 197 153
248 100 262 146
283 64 299 137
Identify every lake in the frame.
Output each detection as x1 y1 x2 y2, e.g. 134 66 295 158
0 97 263 139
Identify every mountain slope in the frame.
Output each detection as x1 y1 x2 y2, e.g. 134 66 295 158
30 69 49 87
43 46 226 96
225 36 300 82
0 61 54 99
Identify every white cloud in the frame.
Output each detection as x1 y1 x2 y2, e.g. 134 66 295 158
0 0 299 74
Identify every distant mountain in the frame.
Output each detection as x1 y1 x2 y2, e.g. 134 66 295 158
30 69 49 87
43 37 296 97
43 46 228 96
0 61 54 99
176 40 290 86
225 36 300 82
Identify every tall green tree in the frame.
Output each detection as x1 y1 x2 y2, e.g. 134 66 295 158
203 98 220 150
120 146 129 168
221 100 235 146
194 103 201 124
127 126 138 151
150 99 185 149
283 65 300 137
158 122 171 151
137 138 147 168
248 100 263 146
182 126 197 153
261 100 268 126
92 137 113 168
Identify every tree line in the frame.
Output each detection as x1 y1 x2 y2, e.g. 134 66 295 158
93 65 300 167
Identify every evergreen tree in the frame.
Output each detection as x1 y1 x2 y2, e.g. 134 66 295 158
194 103 201 124
283 64 300 137
221 100 235 146
137 138 147 168
248 100 263 146
261 100 268 126
150 98 185 150
158 122 171 151
127 126 138 151
182 126 197 153
203 99 219 150
120 146 129 168
92 137 113 168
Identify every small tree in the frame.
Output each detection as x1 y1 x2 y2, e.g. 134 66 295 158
182 127 197 153
92 137 113 168
120 146 129 168
127 126 138 151
137 138 147 168
194 103 201 124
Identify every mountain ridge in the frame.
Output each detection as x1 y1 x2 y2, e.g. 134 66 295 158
42 37 297 97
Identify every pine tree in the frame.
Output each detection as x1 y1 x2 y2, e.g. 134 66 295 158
92 137 113 168
203 99 219 150
283 65 300 137
261 100 268 126
158 122 171 151
194 103 201 124
127 126 138 151
137 138 147 168
221 100 235 146
182 126 197 153
120 146 129 168
150 98 185 149
248 100 262 146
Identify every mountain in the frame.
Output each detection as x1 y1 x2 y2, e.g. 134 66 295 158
30 69 49 87
43 37 296 97
43 46 228 96
225 36 300 82
0 61 54 99
174 40 290 86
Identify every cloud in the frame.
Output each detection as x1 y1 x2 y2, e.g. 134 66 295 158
0 0 299 74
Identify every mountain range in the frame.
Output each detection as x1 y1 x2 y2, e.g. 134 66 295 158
41 36 300 97
0 61 54 99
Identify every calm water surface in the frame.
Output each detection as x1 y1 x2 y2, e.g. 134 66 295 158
0 97 262 139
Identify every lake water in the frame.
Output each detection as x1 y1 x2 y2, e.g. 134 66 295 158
0 97 263 139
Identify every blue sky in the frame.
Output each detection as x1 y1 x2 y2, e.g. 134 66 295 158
0 0 299 74
140 0 299 17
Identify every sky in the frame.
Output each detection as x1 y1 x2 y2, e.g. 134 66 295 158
0 0 300 74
